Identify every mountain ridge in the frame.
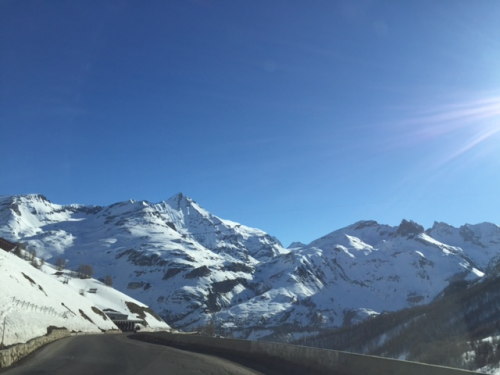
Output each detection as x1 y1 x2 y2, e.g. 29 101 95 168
1 193 499 340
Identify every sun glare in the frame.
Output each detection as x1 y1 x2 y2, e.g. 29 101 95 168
395 94 500 166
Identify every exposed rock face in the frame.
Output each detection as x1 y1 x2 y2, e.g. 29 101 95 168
1 194 499 340
396 219 425 238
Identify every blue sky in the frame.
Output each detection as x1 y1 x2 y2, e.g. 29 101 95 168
1 0 500 246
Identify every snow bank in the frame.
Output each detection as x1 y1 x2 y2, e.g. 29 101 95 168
0 251 116 347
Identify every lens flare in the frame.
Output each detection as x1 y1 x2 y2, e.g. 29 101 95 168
393 94 500 166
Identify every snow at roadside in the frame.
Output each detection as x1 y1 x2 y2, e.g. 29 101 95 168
0 250 169 347
0 251 114 346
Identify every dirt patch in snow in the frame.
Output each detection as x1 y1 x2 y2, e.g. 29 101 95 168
79 309 95 324
21 272 35 285
91 306 108 320
125 301 162 323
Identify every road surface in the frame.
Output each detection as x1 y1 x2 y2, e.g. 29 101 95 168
1 334 283 375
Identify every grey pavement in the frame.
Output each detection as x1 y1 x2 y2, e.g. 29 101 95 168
1 334 279 375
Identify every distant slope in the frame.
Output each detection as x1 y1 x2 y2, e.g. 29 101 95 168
1 194 499 340
295 261 500 373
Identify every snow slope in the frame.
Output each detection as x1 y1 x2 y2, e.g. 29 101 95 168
47 267 170 332
0 250 115 346
0 249 170 347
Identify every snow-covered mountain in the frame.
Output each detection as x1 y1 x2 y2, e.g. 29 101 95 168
1 194 499 339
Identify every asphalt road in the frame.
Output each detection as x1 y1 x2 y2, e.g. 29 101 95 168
1 334 282 375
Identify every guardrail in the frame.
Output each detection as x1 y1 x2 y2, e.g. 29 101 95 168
132 332 483 375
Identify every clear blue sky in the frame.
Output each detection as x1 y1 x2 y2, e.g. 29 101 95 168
1 0 500 246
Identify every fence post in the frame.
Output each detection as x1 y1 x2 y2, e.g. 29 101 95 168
1 317 6 348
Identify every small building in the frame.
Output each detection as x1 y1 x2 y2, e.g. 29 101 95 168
103 308 145 332
0 237 17 253
104 309 128 321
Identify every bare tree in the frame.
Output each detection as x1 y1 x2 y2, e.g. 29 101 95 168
29 249 39 268
31 258 40 269
56 257 67 271
77 264 94 279
197 314 216 336
104 275 113 287
15 242 26 258
13 246 22 258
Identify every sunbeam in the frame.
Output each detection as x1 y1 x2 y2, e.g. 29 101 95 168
390 94 500 166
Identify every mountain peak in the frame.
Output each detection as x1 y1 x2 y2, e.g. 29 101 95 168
172 192 184 200
431 221 452 229
349 220 379 230
166 192 195 207
427 221 455 235
13 194 50 204
288 241 306 249
165 193 188 209
396 219 424 238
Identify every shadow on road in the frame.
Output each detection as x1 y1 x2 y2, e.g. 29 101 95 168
127 334 321 375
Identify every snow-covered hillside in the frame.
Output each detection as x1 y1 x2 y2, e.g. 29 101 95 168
1 194 499 339
0 248 170 347
0 250 115 347
297 255 500 374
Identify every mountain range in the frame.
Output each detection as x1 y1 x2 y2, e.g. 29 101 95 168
1 193 499 340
